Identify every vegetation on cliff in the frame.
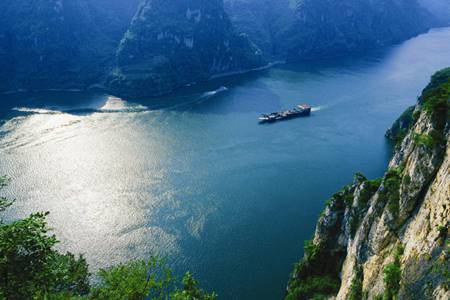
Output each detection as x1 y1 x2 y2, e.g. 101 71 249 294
286 67 450 299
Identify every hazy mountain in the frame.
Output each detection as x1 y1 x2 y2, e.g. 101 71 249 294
0 0 140 92
0 0 440 96
224 0 296 59
419 0 450 24
108 0 265 98
285 0 434 61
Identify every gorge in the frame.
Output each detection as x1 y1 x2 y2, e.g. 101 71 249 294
1 27 449 299
0 1 449 299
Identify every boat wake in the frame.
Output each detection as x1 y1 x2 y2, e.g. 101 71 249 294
12 97 149 116
164 86 229 110
311 105 325 112
200 86 228 99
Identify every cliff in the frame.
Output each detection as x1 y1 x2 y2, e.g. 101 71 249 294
286 0 435 61
108 0 265 98
286 68 450 300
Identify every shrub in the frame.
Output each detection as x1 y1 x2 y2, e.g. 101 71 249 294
360 177 382 204
348 266 363 300
382 245 404 300
412 133 437 148
379 168 403 218
304 240 322 261
285 275 340 300
437 225 448 241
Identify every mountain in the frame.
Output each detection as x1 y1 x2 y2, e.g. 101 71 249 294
108 0 266 98
286 0 435 61
286 68 450 299
0 0 140 92
0 0 441 96
224 0 296 59
419 0 450 25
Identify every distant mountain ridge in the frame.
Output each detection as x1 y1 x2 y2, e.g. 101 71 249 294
419 0 450 25
285 0 435 60
0 0 440 98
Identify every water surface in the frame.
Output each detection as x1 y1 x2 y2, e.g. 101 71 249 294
1 27 450 300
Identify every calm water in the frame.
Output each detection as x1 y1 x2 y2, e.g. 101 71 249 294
1 28 450 299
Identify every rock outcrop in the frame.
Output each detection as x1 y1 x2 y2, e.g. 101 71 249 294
286 68 450 300
286 0 435 61
108 0 265 98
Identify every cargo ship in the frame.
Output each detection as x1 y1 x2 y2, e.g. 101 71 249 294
258 104 312 123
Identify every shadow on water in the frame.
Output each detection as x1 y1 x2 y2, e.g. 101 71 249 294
0 91 110 122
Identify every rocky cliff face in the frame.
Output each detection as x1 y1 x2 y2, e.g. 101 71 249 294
286 0 435 61
0 0 140 92
286 68 450 300
108 0 265 98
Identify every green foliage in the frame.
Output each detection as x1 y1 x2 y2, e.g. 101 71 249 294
421 68 450 132
412 133 437 149
90 262 217 300
0 176 13 217
172 272 217 300
386 106 415 148
433 239 449 290
360 177 382 204
412 110 421 121
374 294 383 300
402 175 411 186
0 211 90 299
422 82 450 116
382 245 404 300
286 237 344 300
379 168 403 218
304 240 322 261
90 258 172 300
348 175 381 237
285 275 340 300
437 225 448 241
348 266 363 300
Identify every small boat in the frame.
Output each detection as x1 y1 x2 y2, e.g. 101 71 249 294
259 104 312 123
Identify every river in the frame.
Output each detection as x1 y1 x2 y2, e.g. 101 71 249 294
1 27 450 300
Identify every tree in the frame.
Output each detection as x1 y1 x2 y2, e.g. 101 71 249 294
90 258 172 300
